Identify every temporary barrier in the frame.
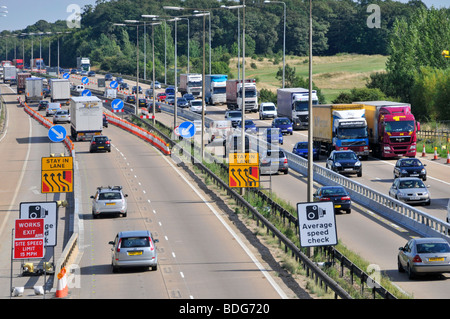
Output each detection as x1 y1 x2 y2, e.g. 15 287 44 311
105 113 170 155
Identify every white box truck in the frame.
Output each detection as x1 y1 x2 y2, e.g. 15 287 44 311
50 79 71 104
25 77 43 103
205 74 227 105
3 65 16 83
70 96 103 141
226 79 258 112
277 88 318 130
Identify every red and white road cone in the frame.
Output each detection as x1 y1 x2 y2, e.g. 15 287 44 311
55 267 68 298
433 147 438 160
422 144 426 157
447 150 450 164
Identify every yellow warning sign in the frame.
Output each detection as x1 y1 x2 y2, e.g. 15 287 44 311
229 153 259 188
41 157 73 193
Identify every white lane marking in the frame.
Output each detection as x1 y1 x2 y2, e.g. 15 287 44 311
158 151 289 299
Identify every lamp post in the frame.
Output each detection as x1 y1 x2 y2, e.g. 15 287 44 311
166 17 180 130
150 22 161 125
221 5 245 81
264 0 286 88
114 20 142 115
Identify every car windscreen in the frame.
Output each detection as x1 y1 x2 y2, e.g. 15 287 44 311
121 237 150 248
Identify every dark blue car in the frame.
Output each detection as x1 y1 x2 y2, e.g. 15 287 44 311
266 128 283 145
272 117 293 135
292 142 319 160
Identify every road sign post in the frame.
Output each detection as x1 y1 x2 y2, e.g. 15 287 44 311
20 202 58 247
297 201 338 248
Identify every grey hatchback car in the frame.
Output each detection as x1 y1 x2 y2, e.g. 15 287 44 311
109 230 159 272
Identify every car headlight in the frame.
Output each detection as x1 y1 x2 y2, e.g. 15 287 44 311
334 162 341 167
421 169 426 174
401 169 408 174
355 161 361 166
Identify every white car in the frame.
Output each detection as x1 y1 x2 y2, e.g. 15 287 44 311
189 100 202 113
91 186 128 218
53 109 70 123
259 102 277 120
45 103 61 117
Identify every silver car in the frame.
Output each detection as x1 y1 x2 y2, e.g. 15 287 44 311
260 149 289 175
398 237 450 279
388 177 430 205
53 109 70 124
91 186 128 218
45 103 61 117
109 230 159 272
225 110 242 127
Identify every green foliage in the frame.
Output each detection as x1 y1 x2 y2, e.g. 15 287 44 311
332 87 386 104
259 88 277 104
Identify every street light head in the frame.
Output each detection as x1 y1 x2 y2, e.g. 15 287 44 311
163 6 184 10
264 0 271 3
141 15 159 18
124 20 139 23
113 23 126 26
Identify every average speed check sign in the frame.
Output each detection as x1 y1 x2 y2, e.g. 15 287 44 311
297 201 337 248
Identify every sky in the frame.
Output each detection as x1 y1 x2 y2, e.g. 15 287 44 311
0 0 448 32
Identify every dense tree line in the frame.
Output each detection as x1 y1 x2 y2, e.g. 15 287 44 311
1 0 448 120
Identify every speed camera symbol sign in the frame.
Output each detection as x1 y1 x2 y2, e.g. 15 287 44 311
297 201 337 248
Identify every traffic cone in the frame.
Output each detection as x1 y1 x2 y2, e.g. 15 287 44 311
433 147 438 160
55 267 68 298
447 150 450 164
422 144 426 157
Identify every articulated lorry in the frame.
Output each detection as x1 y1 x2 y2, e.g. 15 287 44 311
354 101 419 158
70 96 103 141
205 74 227 105
179 73 202 97
25 77 43 103
77 57 91 71
277 88 318 130
17 72 31 94
313 104 369 158
226 79 258 112
50 79 71 104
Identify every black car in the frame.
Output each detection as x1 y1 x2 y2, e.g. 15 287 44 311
138 98 147 108
313 186 351 214
126 95 136 104
147 102 161 113
326 150 362 177
89 135 111 153
88 70 96 77
393 158 427 181
103 114 108 128
132 86 142 94
104 73 113 81
38 100 49 111
120 82 129 90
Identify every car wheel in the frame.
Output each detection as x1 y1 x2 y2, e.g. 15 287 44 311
284 169 289 175
397 257 405 273
122 212 127 217
151 265 157 271
357 171 362 177
422 176 426 181
425 199 431 206
112 265 119 273
345 209 351 214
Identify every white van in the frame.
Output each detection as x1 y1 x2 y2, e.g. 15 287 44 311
74 85 85 93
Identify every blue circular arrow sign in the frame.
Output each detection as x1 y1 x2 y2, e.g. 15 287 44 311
63 73 70 79
48 125 67 142
111 98 124 111
110 81 118 89
81 76 89 84
81 89 92 96
178 121 196 138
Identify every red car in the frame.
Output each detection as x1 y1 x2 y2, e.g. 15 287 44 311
157 92 166 101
